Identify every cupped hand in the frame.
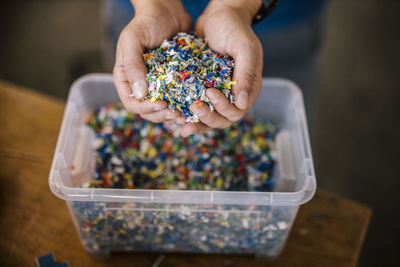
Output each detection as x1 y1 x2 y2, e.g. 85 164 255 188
113 0 191 124
181 0 263 137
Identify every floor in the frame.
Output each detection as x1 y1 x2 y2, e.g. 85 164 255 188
0 0 399 266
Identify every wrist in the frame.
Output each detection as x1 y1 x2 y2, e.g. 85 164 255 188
211 0 261 24
131 0 182 13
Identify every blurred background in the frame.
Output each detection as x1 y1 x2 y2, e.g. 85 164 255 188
0 0 399 266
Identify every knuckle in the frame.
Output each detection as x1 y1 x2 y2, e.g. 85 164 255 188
112 65 124 79
123 103 137 114
141 114 160 123
112 67 118 79
247 41 258 52
212 98 231 112
238 70 255 95
119 27 133 44
200 125 212 134
229 112 245 122
123 59 138 71
201 112 214 124
124 99 143 114
218 121 232 129
242 69 255 86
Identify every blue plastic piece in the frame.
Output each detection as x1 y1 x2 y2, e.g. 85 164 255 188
36 253 68 267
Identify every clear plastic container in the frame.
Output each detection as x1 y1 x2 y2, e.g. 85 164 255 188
49 74 316 257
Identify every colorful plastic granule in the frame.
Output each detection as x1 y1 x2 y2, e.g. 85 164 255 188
140 32 236 123
70 201 295 256
84 103 277 192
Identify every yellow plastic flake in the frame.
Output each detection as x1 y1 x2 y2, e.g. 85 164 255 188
220 220 229 227
242 132 250 146
123 173 131 180
150 97 157 102
148 170 157 179
143 53 155 61
223 81 237 89
257 136 268 148
157 162 166 173
229 129 238 139
188 41 195 49
216 178 224 188
253 124 265 135
252 143 261 153
126 113 135 120
148 147 157 158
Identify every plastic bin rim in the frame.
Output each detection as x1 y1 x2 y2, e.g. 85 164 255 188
48 73 316 206
49 175 315 206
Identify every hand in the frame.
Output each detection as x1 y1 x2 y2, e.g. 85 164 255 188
181 0 263 137
113 0 191 124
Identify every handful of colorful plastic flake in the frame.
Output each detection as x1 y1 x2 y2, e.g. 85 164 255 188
140 32 236 123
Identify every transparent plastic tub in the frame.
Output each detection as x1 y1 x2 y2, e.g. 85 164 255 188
49 74 316 258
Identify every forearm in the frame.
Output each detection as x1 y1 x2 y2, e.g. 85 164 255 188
131 0 183 13
208 0 261 24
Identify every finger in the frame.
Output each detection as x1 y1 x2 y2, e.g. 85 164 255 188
114 43 167 114
180 122 211 137
136 99 168 114
114 70 166 114
189 101 231 129
174 116 187 125
165 118 186 125
140 108 184 123
163 121 175 128
206 88 246 122
248 46 263 106
113 56 132 107
119 25 148 99
231 41 260 110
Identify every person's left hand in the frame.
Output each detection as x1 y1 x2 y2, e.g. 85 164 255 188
180 0 263 137
113 0 191 125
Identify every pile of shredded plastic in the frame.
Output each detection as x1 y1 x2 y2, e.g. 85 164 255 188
85 103 277 192
142 32 236 122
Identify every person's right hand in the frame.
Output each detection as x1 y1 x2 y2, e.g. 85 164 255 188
180 0 263 137
113 0 191 124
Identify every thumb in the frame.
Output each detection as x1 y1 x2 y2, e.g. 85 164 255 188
231 42 258 110
119 26 148 99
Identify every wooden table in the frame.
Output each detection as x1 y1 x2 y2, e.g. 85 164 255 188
0 80 371 267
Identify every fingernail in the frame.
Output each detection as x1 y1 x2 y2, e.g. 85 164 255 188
132 81 147 99
237 91 248 109
207 92 218 104
166 113 175 119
